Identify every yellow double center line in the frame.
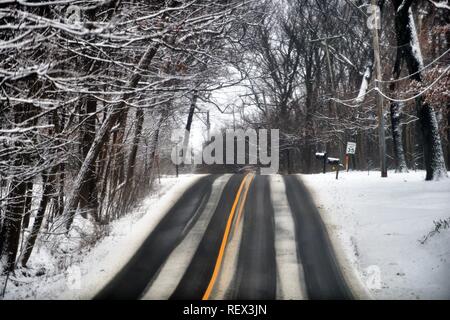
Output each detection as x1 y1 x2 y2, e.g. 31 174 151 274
202 173 255 300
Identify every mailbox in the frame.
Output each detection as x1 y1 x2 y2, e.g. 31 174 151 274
315 152 327 173
315 152 327 160
315 151 342 178
327 157 343 180
327 157 340 165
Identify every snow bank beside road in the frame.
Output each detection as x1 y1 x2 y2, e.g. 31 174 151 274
2 174 203 300
301 171 450 299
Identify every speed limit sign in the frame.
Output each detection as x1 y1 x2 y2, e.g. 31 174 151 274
346 142 356 154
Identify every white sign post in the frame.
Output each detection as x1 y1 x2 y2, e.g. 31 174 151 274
345 142 356 172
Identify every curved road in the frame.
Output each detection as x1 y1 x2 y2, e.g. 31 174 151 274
95 173 353 300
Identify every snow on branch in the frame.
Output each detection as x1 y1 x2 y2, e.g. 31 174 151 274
428 0 450 10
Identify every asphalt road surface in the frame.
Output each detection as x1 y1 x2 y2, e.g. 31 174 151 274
95 173 353 300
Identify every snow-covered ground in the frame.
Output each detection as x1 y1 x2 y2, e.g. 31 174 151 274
301 170 450 300
3 171 449 300
1 174 202 300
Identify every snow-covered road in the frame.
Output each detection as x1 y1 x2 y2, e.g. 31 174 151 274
96 174 352 300
4 171 449 300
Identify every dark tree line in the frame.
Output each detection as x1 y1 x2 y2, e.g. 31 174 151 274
232 0 448 178
0 0 254 274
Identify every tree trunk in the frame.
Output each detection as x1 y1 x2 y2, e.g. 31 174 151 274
78 96 99 221
0 104 30 273
125 109 144 186
147 112 166 189
121 108 145 212
355 53 374 104
64 43 160 231
182 91 198 162
21 181 34 229
392 1 447 180
417 97 447 180
0 174 26 273
56 110 65 217
111 111 129 191
447 103 450 169
390 102 408 172
20 169 56 267
388 19 409 173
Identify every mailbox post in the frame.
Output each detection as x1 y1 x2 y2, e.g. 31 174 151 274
315 152 328 174
327 157 341 180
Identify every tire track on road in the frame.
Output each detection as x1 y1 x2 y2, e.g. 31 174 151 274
229 175 277 300
95 174 218 300
283 175 353 300
170 174 247 300
142 175 232 299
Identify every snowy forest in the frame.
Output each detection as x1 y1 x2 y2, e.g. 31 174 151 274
0 0 449 292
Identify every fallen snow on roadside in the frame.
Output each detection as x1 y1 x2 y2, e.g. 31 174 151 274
301 170 450 299
2 174 202 300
